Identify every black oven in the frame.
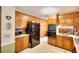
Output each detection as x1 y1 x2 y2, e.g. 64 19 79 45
48 24 56 36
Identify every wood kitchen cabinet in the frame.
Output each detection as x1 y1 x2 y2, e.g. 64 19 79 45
21 15 28 28
48 36 76 52
73 17 79 30
21 36 29 49
48 36 56 46
15 11 29 28
15 11 21 28
15 36 29 53
15 38 21 52
48 15 57 24
56 36 64 48
64 37 75 52
59 15 73 25
58 12 79 28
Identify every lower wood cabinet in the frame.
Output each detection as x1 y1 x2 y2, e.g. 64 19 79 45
15 36 29 53
64 37 75 52
56 36 64 48
48 36 56 46
21 37 29 49
48 36 76 52
15 38 21 52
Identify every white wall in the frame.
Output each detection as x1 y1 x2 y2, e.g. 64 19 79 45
1 6 15 46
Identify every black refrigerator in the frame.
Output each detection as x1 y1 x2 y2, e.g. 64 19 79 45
26 22 40 48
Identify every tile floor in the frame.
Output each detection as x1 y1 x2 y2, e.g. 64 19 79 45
20 36 71 53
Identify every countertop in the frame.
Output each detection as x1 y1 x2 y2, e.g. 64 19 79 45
15 34 29 38
57 33 79 39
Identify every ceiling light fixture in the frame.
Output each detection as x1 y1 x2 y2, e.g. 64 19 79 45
40 7 59 15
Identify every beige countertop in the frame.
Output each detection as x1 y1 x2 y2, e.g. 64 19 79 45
15 34 29 38
75 45 79 53
57 33 79 39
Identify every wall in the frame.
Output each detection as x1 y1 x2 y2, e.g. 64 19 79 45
40 20 48 37
1 6 15 53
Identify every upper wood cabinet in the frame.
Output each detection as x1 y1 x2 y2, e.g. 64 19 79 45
73 17 79 30
15 11 29 28
59 14 74 25
15 11 21 28
58 12 79 29
48 15 57 24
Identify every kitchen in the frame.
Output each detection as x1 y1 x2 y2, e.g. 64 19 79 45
15 11 48 53
0 6 79 53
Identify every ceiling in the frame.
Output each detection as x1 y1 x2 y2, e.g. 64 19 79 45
15 6 79 19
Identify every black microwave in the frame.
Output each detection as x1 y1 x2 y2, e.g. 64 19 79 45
15 29 25 35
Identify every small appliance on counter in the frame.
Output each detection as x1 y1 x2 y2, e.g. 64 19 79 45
15 28 25 35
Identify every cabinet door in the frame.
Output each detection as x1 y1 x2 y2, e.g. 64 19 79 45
48 15 57 24
64 37 74 52
21 15 28 28
56 36 64 48
59 15 73 25
59 19 65 24
52 37 56 46
59 15 65 24
15 38 21 53
15 12 21 28
48 37 56 46
73 17 79 30
16 11 29 28
21 36 29 50
48 37 53 45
